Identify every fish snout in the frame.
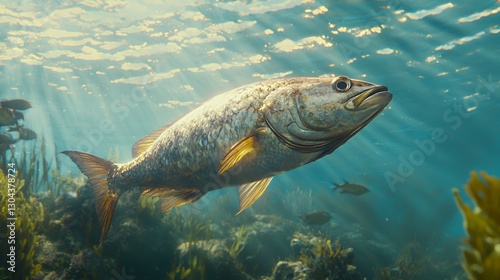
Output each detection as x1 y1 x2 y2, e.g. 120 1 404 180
344 85 392 111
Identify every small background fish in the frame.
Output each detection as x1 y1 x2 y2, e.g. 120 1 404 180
332 180 370 196
300 210 332 226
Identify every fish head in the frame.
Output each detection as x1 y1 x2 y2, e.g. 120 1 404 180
263 76 392 154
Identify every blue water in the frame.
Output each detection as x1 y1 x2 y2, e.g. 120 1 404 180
1 0 499 279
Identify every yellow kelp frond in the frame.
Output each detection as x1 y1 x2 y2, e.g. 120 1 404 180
453 171 500 280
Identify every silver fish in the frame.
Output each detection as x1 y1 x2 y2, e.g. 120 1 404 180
63 75 392 243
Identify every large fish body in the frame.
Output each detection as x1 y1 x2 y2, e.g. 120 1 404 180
118 80 303 189
64 75 392 243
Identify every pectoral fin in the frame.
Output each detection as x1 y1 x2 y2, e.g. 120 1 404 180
218 134 258 175
236 177 273 215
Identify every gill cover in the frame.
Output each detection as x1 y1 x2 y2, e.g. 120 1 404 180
263 76 391 155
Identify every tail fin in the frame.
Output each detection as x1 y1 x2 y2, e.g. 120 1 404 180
62 151 120 244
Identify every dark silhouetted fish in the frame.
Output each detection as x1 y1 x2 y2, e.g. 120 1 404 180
0 99 32 110
0 108 16 126
63 75 392 243
10 127 37 140
300 211 332 226
333 180 370 195
13 111 24 121
0 133 16 145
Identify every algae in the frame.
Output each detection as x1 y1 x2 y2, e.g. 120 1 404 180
229 225 250 259
298 233 358 279
376 239 428 280
454 171 500 280
167 213 211 280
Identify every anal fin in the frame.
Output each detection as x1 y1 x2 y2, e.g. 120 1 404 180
141 186 204 212
160 189 204 213
141 186 174 197
236 177 273 215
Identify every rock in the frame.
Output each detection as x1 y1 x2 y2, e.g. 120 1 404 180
62 249 107 280
37 238 71 272
290 232 322 255
234 214 296 275
271 261 311 280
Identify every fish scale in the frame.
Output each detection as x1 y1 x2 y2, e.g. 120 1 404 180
63 75 392 243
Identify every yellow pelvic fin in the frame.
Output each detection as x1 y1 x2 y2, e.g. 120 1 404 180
160 189 204 213
61 151 119 245
236 177 273 215
218 134 258 175
132 123 172 158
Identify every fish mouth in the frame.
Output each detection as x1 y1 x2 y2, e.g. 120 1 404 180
344 86 391 111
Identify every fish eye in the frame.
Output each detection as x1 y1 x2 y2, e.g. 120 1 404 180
332 77 352 92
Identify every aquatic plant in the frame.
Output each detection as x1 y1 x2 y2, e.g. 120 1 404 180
229 225 250 259
282 185 313 214
168 251 206 280
48 169 79 198
376 240 427 280
136 195 161 224
0 170 44 280
169 261 193 280
166 212 212 280
298 233 358 279
454 171 500 280
0 267 8 280
179 212 213 243
16 139 45 194
5 134 78 199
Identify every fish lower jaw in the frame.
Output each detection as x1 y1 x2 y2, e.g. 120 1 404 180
344 86 390 111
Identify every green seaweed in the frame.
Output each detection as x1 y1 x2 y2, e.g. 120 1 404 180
454 171 500 280
168 250 206 280
298 233 358 279
0 169 44 280
7 137 65 196
229 225 250 259
137 195 161 223
167 213 211 280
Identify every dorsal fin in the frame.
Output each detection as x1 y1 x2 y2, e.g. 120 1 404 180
236 177 273 215
132 123 172 158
